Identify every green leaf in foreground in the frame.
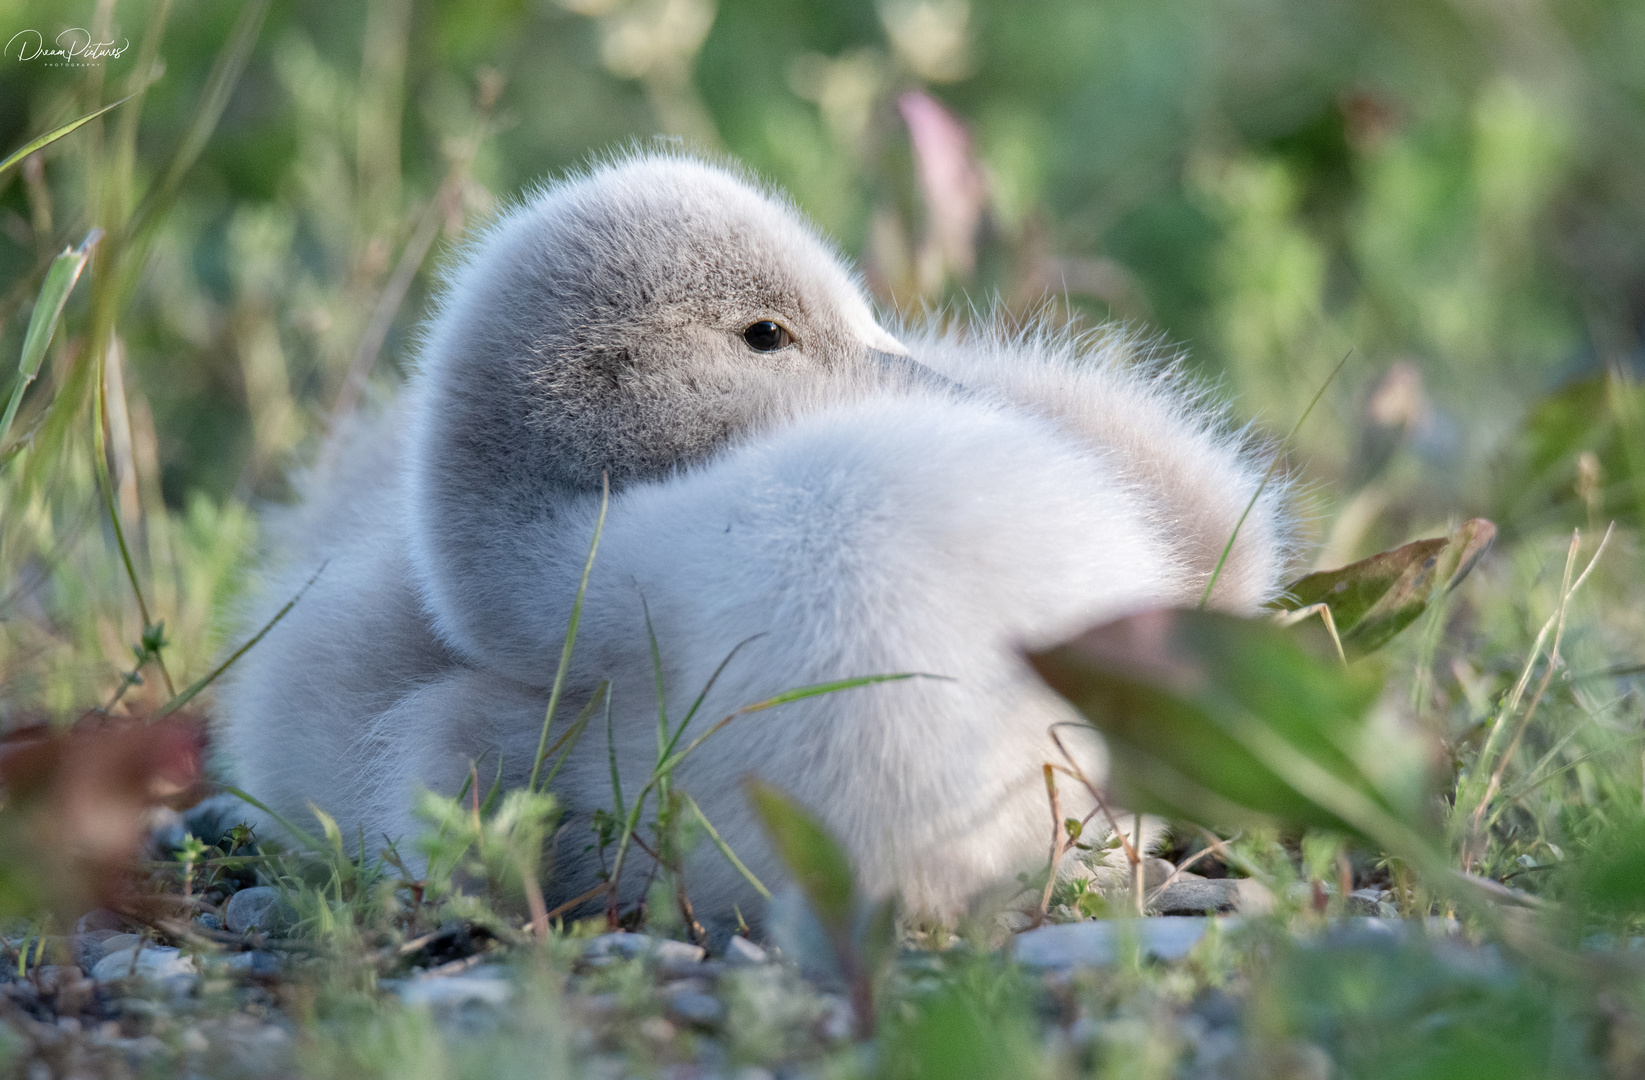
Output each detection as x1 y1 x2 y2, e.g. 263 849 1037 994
745 777 888 1039
745 778 854 930
1027 607 1435 846
1270 518 1496 656
0 230 101 453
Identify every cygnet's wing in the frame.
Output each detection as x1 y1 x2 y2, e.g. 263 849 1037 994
905 325 1297 611
215 403 469 843
532 392 1179 918
258 402 410 569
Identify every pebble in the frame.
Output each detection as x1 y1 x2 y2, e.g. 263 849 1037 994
396 971 514 1008
72 929 118 967
724 936 769 966
653 938 707 977
88 934 144 964
996 909 1035 934
224 887 295 933
1347 888 1397 915
91 945 197 983
666 987 725 1026
1014 914 1474 971
584 931 652 963
654 938 706 963
583 932 707 971
224 950 282 977
1152 878 1241 915
1014 916 1227 969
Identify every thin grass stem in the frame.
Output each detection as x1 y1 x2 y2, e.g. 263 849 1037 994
528 474 610 793
158 562 327 717
680 791 771 899
1200 349 1351 609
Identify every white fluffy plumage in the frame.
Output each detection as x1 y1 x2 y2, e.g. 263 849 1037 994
218 152 1294 922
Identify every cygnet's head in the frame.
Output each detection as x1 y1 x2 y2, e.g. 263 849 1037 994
406 152 922 666
413 152 915 497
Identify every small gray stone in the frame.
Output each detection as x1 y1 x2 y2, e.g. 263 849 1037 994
223 887 295 933
195 912 222 931
1152 878 1241 915
73 929 117 967
666 988 724 1027
224 951 281 977
91 945 196 983
1013 916 1231 969
724 936 768 966
1143 858 1177 889
396 972 513 1008
584 931 651 963
89 934 144 964
1347 888 1395 915
653 938 706 965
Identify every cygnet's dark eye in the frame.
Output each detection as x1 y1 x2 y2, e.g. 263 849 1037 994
742 321 792 352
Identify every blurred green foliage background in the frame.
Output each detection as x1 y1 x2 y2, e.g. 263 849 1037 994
1 0 1644 707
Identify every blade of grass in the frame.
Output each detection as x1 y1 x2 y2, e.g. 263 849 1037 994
1498 730 1645 807
1461 528 1605 819
480 753 506 817
0 96 137 179
126 0 270 248
1471 525 1612 836
604 672 931 909
108 0 174 215
528 474 610 792
605 683 625 821
326 188 448 427
540 682 607 791
1200 349 1351 609
641 593 668 760
0 231 100 453
656 673 930 778
157 561 327 716
92 332 173 695
681 791 771 900
674 633 766 739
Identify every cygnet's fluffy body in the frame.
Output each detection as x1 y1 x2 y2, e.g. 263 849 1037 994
219 154 1292 921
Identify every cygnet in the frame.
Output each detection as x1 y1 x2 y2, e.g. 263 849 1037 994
219 152 1293 923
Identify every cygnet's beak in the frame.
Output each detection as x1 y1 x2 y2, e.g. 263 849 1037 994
868 348 966 394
